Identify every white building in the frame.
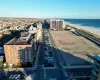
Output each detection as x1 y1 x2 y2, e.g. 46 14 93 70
28 25 38 34
14 26 24 30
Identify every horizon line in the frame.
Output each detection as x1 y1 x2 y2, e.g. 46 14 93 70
0 16 100 19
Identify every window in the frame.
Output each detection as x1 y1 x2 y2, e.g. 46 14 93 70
19 50 23 54
19 47 22 49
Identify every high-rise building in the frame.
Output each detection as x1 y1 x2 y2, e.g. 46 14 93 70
4 32 36 66
50 19 65 30
91 55 100 80
50 20 56 30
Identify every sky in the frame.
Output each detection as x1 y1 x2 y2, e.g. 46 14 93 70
0 0 100 18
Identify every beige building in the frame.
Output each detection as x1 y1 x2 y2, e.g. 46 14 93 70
50 19 65 30
4 32 36 66
37 23 42 29
0 33 3 38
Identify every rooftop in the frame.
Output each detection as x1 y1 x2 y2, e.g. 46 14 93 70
21 32 29 37
6 32 35 45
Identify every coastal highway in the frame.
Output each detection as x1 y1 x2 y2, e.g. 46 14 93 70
76 29 100 46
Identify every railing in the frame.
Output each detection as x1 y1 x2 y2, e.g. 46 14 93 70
76 30 100 46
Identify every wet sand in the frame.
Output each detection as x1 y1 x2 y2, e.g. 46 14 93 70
66 22 100 37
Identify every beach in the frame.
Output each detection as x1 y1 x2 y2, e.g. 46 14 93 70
65 22 100 37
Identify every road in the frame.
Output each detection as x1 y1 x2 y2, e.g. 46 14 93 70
76 29 100 46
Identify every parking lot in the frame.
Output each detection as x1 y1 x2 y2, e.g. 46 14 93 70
6 70 25 80
51 31 100 65
0 70 6 80
43 29 54 67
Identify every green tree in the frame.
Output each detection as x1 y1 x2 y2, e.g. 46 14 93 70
0 61 4 69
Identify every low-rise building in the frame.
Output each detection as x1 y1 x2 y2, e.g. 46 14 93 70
28 25 38 34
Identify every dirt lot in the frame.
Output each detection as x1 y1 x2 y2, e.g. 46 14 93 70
51 30 100 65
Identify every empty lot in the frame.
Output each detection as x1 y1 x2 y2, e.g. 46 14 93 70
51 31 100 65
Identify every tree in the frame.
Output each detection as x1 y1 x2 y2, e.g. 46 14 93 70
0 61 4 69
17 63 22 68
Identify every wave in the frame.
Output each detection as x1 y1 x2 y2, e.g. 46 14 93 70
65 21 100 29
65 21 100 36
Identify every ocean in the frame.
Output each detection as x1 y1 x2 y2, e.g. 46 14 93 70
64 19 100 29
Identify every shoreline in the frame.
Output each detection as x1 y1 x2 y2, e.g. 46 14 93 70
65 21 100 37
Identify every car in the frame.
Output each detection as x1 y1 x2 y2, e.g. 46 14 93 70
45 43 50 46
44 47 48 51
44 60 48 64
44 56 49 60
45 42 50 44
13 74 18 79
9 75 13 79
45 52 52 57
48 51 52 57
49 78 57 80
48 63 54 67
45 41 50 43
15 74 20 79
45 41 49 43
44 54 49 57
48 57 53 61
44 51 49 54
11 75 15 79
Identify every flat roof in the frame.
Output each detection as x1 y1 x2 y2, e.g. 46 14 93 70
21 33 29 37
6 34 35 45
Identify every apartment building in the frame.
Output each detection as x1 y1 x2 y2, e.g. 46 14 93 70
50 20 56 30
50 19 65 30
4 32 36 66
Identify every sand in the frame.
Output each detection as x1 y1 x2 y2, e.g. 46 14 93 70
65 22 100 37
51 30 100 65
